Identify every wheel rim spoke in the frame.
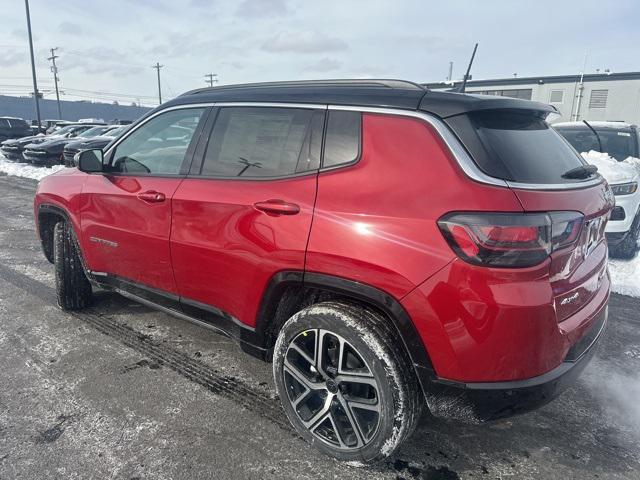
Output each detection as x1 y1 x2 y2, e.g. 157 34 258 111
283 360 323 391
303 393 333 429
336 392 365 447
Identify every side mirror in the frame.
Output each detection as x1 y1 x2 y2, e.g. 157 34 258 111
76 149 104 173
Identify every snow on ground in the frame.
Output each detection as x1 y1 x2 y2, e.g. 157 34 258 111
609 257 640 297
0 153 65 181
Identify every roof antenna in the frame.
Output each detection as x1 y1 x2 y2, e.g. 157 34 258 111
459 43 478 93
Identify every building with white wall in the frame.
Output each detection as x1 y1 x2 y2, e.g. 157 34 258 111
424 72 640 124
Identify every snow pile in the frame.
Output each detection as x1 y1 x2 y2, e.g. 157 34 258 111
0 154 65 181
609 257 640 298
581 150 640 184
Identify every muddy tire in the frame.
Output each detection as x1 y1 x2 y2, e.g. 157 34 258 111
53 221 92 310
273 301 423 464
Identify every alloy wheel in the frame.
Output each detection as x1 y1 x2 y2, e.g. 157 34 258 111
282 329 381 450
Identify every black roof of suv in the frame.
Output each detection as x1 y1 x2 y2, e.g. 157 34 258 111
165 79 555 118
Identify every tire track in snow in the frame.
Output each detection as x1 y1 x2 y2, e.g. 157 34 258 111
0 262 292 432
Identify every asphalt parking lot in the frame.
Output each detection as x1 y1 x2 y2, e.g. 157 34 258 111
0 173 639 480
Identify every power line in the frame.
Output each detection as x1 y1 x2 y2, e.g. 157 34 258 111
152 62 163 104
47 47 62 118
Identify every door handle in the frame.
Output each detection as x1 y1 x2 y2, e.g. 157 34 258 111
137 190 166 203
253 199 300 215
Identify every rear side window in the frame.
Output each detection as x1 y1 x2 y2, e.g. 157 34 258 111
0 119 9 128
200 107 324 178
323 111 361 168
446 109 587 184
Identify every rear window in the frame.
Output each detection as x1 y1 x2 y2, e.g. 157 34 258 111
446 109 588 184
554 125 638 161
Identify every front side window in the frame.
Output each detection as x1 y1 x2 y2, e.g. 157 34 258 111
110 108 205 175
200 107 323 177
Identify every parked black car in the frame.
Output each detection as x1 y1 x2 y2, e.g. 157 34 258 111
1 134 49 160
63 125 127 166
0 117 31 142
23 124 112 165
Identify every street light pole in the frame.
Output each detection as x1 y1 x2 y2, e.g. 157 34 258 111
24 0 41 131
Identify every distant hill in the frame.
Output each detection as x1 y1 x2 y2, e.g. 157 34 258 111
0 95 152 122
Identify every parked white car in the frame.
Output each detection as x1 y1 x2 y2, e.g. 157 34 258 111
554 121 640 258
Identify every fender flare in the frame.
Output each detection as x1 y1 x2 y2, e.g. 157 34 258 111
255 271 436 393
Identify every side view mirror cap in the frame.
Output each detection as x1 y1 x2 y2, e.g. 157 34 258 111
76 149 104 173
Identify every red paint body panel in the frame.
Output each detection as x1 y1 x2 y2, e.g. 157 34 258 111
306 114 524 299
512 184 614 322
34 169 87 239
170 175 317 326
79 174 183 293
401 257 610 382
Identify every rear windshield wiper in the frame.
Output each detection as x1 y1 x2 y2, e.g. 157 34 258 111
561 164 598 179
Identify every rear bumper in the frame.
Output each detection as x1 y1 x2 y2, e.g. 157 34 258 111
420 304 607 422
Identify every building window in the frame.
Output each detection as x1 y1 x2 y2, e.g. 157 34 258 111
468 89 532 100
549 90 564 103
589 90 608 109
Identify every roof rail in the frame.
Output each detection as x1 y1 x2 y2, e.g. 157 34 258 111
182 78 426 96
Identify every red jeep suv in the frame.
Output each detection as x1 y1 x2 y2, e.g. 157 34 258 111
34 80 613 463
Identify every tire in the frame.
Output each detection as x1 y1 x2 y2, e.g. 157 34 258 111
610 213 640 260
53 221 92 310
273 301 423 464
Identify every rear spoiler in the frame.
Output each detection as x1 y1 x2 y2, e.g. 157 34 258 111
419 90 557 119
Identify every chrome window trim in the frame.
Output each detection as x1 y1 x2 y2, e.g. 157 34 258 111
329 104 604 191
104 102 327 160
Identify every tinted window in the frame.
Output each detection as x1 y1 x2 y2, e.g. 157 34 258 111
110 108 204 175
0 119 9 128
447 109 587 184
200 107 323 177
554 125 637 161
79 126 110 138
323 111 361 168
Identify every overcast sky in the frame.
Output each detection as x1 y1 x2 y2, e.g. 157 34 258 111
1 0 639 106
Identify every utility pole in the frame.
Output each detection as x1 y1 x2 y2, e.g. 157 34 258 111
204 73 218 87
152 62 163 105
47 47 62 118
447 62 453 82
24 0 41 131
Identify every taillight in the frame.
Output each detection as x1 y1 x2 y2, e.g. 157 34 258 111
438 212 583 268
